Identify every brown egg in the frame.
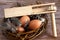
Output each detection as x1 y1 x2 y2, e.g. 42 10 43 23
29 20 42 30
20 16 30 27
16 27 24 32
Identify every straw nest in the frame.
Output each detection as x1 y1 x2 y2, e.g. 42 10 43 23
2 14 48 40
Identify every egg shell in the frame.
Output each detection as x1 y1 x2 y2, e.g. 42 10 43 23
16 27 25 32
19 16 30 27
29 19 42 30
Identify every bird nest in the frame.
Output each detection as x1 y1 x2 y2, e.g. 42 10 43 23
2 14 48 40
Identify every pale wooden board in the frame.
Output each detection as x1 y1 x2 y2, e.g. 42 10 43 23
4 3 56 18
4 6 33 18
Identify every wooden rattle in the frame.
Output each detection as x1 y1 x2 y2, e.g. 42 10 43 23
4 3 57 37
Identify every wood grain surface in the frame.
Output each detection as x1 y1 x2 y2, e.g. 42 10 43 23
0 0 60 40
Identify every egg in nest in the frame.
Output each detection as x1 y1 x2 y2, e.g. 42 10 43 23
19 16 30 27
29 19 42 30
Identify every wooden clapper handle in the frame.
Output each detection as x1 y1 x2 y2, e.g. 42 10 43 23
50 5 57 37
51 13 57 37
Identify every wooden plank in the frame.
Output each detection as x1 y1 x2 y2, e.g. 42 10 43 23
4 3 56 18
31 3 55 7
4 6 32 18
4 7 56 18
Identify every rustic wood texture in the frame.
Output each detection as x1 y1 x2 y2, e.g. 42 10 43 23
0 0 60 40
